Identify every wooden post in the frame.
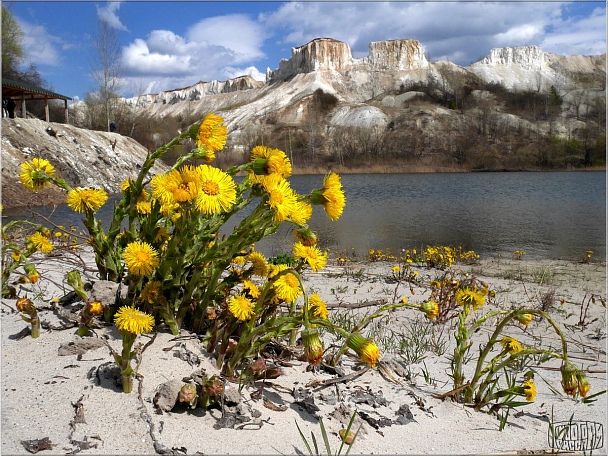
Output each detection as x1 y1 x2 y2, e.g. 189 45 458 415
44 96 50 122
20 95 26 119
64 99 69 124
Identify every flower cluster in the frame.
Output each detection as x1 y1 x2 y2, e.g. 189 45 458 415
18 113 389 381
1 220 58 298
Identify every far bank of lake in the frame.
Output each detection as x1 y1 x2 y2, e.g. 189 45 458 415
3 171 605 261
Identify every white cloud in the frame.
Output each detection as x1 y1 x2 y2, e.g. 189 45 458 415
262 2 605 65
96 2 128 31
17 19 61 66
223 66 266 82
120 14 266 95
187 14 266 63
540 6 607 55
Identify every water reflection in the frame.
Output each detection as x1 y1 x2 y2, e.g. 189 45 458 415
3 172 605 261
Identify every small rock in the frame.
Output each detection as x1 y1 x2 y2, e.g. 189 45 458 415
154 379 183 412
395 404 416 425
58 338 105 356
223 386 242 405
90 281 122 306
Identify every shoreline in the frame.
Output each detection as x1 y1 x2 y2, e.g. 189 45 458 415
1 253 606 455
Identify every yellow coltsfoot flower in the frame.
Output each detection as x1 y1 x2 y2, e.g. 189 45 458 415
346 333 380 368
28 231 54 254
114 306 155 335
308 293 329 320
227 294 255 321
67 187 108 213
20 158 56 191
420 301 439 320
523 378 536 402
196 113 227 157
293 242 327 272
195 165 237 215
273 271 302 303
499 336 523 354
310 171 346 221
123 241 159 277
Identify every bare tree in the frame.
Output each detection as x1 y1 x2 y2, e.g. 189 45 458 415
90 17 122 132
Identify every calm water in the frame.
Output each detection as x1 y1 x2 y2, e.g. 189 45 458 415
3 172 605 261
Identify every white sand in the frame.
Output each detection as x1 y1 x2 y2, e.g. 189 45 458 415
1 253 606 455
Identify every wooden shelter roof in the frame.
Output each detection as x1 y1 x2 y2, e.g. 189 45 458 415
2 78 72 101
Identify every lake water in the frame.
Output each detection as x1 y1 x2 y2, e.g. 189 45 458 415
3 171 605 261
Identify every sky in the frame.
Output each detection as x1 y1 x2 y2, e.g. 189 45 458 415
6 1 607 103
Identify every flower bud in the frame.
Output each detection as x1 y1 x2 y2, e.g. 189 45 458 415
87 301 104 316
16 297 36 315
179 383 198 403
420 301 439 320
560 361 579 397
252 158 270 175
576 370 590 398
346 333 380 368
23 264 39 284
204 377 224 398
295 227 318 247
515 312 533 327
302 329 324 366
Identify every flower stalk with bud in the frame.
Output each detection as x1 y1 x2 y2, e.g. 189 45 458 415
16 297 41 338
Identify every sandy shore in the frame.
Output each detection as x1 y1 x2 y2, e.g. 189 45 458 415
1 252 606 455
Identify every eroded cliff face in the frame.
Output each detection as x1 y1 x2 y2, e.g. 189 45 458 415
476 45 547 69
268 37 428 81
124 75 264 109
364 39 429 70
468 45 607 90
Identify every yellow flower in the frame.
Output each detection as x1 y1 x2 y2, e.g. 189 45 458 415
114 306 155 335
87 301 104 316
267 178 299 223
391 265 400 273
228 294 254 321
151 168 199 206
28 232 54 254
136 200 152 215
346 333 380 368
20 158 56 191
194 165 237 215
273 271 302 302
242 279 260 299
515 312 534 327
308 293 329 320
420 301 439 320
523 379 536 402
293 242 327 272
154 226 171 244
289 200 313 226
250 146 292 181
311 172 346 221
141 281 162 303
67 187 108 213
11 251 22 261
455 287 486 310
248 251 269 277
123 241 159 276
500 336 523 354
196 113 227 156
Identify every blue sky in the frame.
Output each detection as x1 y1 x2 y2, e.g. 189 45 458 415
7 1 607 103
